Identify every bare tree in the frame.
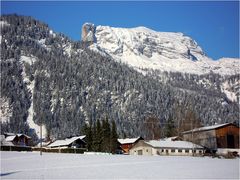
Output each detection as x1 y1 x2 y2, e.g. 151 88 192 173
144 115 161 140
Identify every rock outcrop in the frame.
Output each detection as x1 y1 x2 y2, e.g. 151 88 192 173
81 23 96 42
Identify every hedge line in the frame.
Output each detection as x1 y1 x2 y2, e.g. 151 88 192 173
1 146 86 154
1 145 32 151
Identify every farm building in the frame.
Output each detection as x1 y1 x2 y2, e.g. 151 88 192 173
118 137 144 154
2 133 31 146
129 139 204 156
47 136 86 149
182 123 239 150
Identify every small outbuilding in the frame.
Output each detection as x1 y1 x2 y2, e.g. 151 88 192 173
118 137 144 154
47 136 86 149
129 139 204 156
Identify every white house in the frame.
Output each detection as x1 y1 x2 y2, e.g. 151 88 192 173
129 139 204 156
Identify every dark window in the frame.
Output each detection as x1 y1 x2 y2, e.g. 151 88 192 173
146 149 148 152
171 149 175 153
178 149 182 153
161 149 164 152
185 149 189 153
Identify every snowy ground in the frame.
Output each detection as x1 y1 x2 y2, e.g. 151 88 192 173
1 151 239 179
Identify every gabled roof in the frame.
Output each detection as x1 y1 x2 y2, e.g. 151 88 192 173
48 136 86 148
118 137 143 144
17 134 31 138
4 133 31 139
145 139 203 149
182 123 237 134
5 135 17 142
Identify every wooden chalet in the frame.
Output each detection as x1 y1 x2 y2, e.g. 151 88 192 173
118 137 144 154
47 136 86 149
3 133 31 146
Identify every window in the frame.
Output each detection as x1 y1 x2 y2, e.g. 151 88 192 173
171 149 175 153
146 149 148 152
185 149 189 153
178 149 182 153
161 149 164 152
199 150 202 154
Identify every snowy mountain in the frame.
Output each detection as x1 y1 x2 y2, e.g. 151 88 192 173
1 15 239 141
82 23 239 75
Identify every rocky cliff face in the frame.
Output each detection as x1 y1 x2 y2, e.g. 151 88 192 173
81 23 96 42
83 24 239 76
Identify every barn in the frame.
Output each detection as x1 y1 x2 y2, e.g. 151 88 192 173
118 137 144 154
182 123 239 150
129 139 204 156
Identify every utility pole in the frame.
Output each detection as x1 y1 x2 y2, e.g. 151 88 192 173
40 123 42 156
191 119 194 157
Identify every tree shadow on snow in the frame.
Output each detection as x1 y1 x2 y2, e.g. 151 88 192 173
0 171 20 177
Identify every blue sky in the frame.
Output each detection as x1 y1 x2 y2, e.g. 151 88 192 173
1 1 239 60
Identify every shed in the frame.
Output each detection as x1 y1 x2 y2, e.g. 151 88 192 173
182 123 239 150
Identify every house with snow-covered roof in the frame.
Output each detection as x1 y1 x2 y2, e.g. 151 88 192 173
118 137 144 154
129 139 204 156
47 136 86 149
3 133 31 146
182 123 239 150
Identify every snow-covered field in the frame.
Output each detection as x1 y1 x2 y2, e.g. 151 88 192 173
1 151 239 179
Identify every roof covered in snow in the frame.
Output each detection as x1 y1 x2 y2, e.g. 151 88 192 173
17 134 31 139
4 133 31 142
182 123 236 134
118 137 143 144
5 135 17 142
145 140 203 149
48 136 86 148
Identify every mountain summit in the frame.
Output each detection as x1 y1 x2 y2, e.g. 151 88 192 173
82 23 239 75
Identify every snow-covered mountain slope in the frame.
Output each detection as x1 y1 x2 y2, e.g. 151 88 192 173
82 23 239 75
1 15 239 140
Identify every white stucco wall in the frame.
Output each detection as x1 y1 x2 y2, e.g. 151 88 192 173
129 146 153 155
130 146 204 156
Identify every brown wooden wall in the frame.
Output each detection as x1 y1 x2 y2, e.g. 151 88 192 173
216 125 239 148
121 144 133 153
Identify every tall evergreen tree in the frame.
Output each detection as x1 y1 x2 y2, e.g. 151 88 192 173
110 120 118 153
96 119 102 152
102 118 111 152
164 118 176 137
